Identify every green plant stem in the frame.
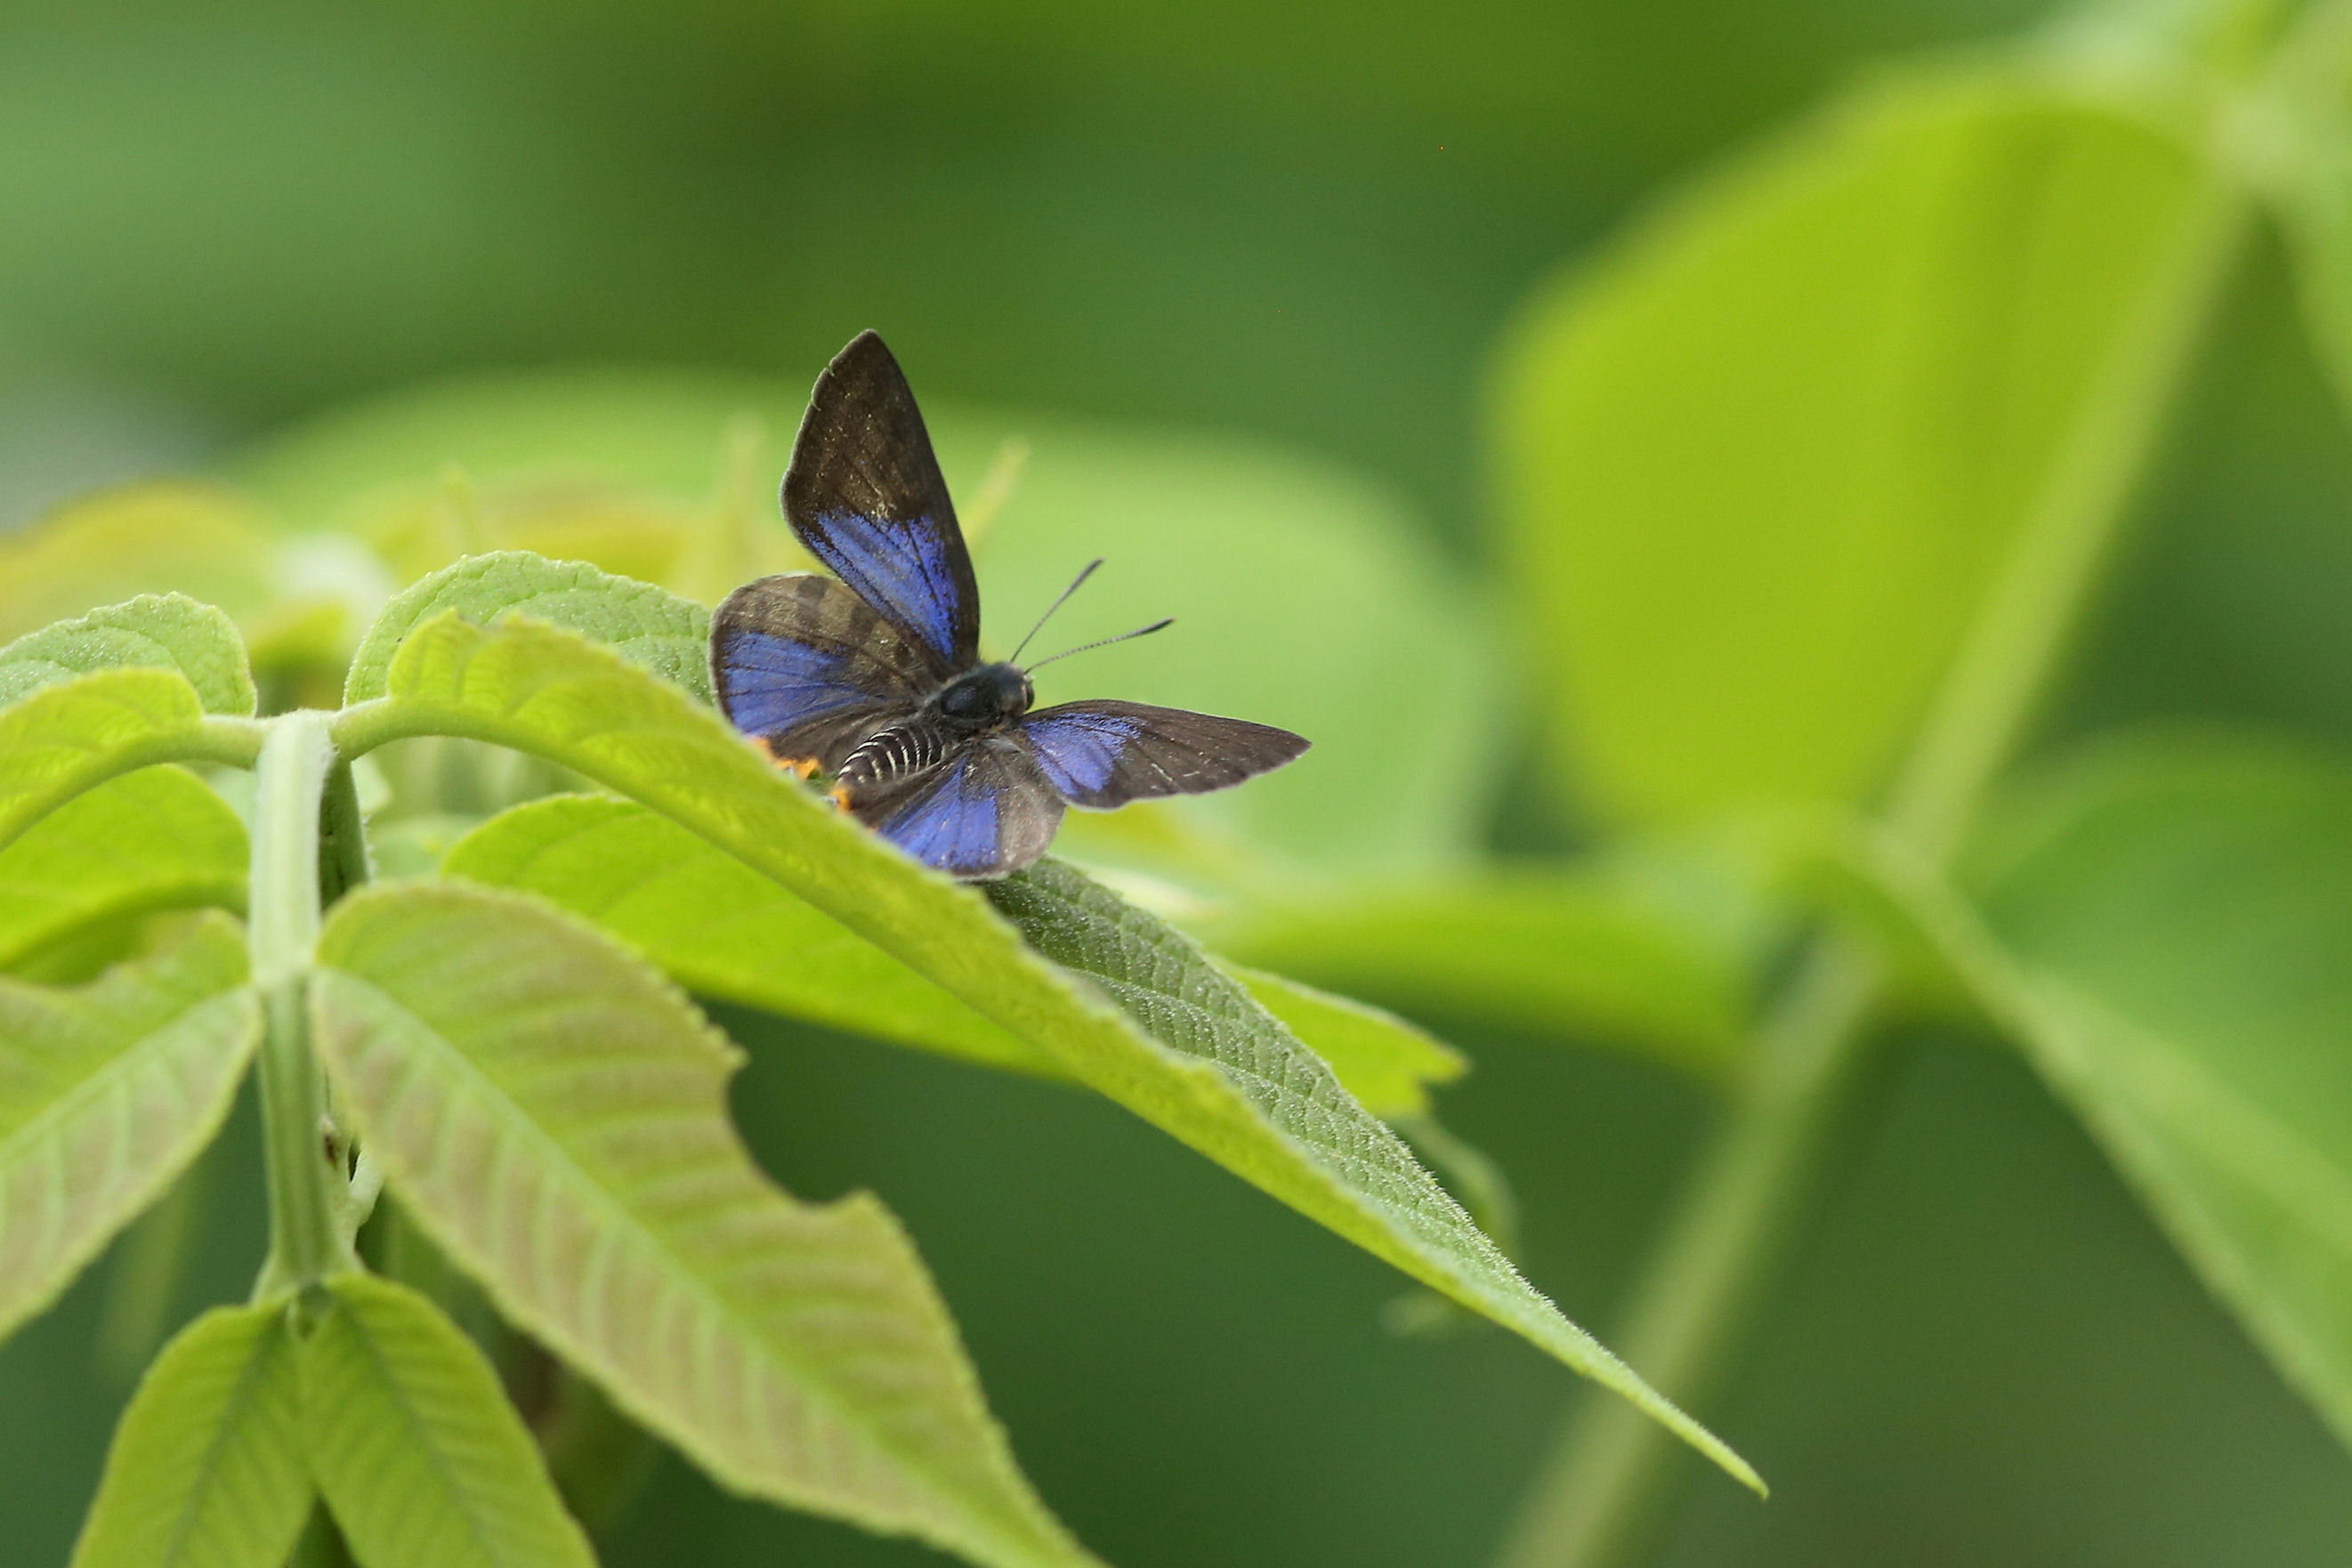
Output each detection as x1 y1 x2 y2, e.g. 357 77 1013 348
250 712 356 1299
1496 171 2251 1568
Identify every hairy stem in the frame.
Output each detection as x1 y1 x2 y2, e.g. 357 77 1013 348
250 712 358 1299
1497 168 2251 1568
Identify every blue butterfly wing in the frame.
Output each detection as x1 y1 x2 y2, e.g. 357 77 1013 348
709 573 936 772
782 332 980 672
863 736 1064 879
1019 700 1310 809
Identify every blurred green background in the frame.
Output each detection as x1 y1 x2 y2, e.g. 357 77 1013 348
5 1 2352 1564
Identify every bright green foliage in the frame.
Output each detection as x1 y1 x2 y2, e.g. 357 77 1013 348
441 793 1052 1078
1968 738 2352 1451
330 610 1755 1486
308 881 1098 1568
1214 872 1751 1075
0 594 257 716
69 1301 311 1568
1498 73 2206 824
1224 964 1464 1119
985 858 1756 1491
0 769 248 973
0 669 258 854
344 553 713 707
299 1273 597 1568
0 915 259 1339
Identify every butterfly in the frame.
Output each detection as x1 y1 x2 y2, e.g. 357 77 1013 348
710 330 1310 879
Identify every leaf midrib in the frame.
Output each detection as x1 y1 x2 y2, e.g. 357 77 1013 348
157 1311 295 1568
329 1287 508 1568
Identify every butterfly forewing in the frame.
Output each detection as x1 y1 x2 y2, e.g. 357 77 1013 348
781 331 982 671
1018 700 1310 810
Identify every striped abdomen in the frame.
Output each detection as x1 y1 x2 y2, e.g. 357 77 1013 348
836 718 953 796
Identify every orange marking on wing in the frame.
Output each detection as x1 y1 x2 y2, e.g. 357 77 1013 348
749 735 821 780
827 782 854 812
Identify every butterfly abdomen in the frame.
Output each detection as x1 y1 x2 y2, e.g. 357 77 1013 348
837 718 954 796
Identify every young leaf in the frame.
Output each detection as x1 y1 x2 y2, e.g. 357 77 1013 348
0 594 256 716
69 1300 311 1568
308 881 1100 1568
343 552 712 707
299 1273 596 1568
440 794 1051 1079
1224 964 1464 1119
0 668 261 856
1497 70 2213 822
1211 874 1753 1076
331 613 1758 1489
0 483 279 646
1959 737 2352 1454
0 768 248 973
0 914 259 1340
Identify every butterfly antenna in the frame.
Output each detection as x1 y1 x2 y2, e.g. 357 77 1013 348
1009 557 1104 663
1024 617 1175 674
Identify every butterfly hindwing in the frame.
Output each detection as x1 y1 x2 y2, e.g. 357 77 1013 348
781 331 981 671
1018 700 1310 810
709 572 934 772
853 735 1065 878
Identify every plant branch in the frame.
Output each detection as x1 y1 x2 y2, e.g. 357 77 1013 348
250 711 358 1299
1496 170 2251 1568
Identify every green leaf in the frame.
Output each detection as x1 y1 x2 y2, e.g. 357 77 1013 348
1211 872 1753 1076
0 669 261 857
442 794 1051 1079
69 1301 311 1568
240 370 1499 867
0 768 248 973
1959 736 2352 1453
309 881 1097 1568
445 796 1483 1116
0 484 279 646
344 553 712 707
0 914 259 1341
1496 70 2211 823
985 859 1738 1459
1224 964 1464 1119
331 613 1757 1489
299 1273 597 1568
0 594 256 716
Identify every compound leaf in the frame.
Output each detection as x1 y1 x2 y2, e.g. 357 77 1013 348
326 610 1758 1491
309 880 1098 1568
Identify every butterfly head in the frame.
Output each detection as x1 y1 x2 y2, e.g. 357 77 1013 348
936 661 1033 727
